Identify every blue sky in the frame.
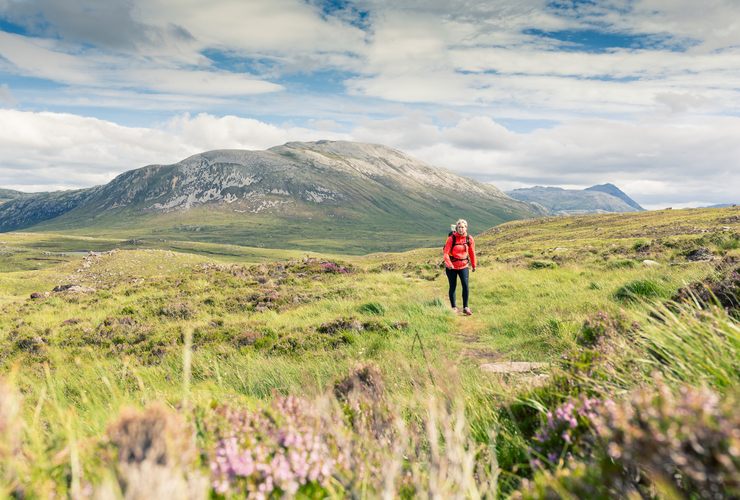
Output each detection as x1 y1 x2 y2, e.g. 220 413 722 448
1 0 740 209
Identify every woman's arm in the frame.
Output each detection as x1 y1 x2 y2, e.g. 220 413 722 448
443 235 454 268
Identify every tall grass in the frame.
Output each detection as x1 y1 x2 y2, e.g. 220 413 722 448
639 302 740 389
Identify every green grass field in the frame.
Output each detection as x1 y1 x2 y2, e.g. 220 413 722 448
0 206 739 498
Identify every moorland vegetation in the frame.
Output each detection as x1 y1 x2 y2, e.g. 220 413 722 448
0 206 739 499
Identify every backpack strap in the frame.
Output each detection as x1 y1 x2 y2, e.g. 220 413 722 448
449 233 470 263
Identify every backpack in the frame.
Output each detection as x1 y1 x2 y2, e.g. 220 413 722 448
446 231 470 263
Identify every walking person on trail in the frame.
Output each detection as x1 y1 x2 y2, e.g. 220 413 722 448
444 219 476 315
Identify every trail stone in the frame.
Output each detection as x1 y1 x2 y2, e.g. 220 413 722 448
642 260 660 266
480 362 549 373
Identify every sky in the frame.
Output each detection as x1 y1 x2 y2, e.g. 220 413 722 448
1 0 739 210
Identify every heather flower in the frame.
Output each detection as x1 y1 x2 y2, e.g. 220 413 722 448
209 395 338 499
532 395 604 468
596 378 740 495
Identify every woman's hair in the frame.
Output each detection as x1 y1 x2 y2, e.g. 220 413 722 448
456 219 468 229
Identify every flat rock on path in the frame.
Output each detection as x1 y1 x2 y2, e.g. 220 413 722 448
480 362 549 373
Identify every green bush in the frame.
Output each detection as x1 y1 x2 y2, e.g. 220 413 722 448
606 259 636 269
631 240 650 252
528 260 556 270
579 310 637 347
614 278 667 301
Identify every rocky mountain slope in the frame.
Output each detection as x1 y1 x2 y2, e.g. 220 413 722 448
0 141 548 253
0 188 25 205
584 183 645 212
505 183 644 215
0 187 104 232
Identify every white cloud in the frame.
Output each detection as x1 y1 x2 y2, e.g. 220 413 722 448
0 32 283 96
0 109 349 191
141 0 366 55
0 83 16 106
354 111 740 207
163 112 349 152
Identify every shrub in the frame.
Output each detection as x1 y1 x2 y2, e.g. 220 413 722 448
209 395 337 498
157 301 198 319
631 240 650 252
528 261 556 270
672 264 740 314
513 381 740 499
334 362 385 402
106 403 199 499
579 311 637 348
317 316 363 334
606 259 636 269
614 278 666 301
531 395 603 468
597 380 740 497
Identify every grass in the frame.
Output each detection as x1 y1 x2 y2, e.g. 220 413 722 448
0 206 738 498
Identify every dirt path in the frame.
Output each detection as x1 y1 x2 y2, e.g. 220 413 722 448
418 276 549 379
449 309 550 382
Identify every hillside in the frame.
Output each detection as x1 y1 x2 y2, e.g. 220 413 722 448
0 187 25 204
0 206 738 498
505 183 644 215
585 183 645 211
0 141 547 254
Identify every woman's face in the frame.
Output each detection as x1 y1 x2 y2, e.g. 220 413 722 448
457 224 467 235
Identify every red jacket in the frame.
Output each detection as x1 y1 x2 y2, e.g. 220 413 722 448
444 232 476 270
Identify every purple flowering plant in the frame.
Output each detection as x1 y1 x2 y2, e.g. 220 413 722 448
531 395 605 468
320 262 349 274
209 395 342 499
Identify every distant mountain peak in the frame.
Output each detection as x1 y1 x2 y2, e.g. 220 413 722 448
585 183 644 211
505 183 644 215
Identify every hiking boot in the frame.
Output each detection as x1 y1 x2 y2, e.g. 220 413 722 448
451 307 458 314
463 307 473 315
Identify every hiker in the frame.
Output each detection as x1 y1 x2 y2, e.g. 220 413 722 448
444 219 476 315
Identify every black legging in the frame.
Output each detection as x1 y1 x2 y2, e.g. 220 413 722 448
446 267 470 309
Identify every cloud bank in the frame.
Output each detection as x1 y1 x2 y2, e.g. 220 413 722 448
0 0 739 207
1 109 737 208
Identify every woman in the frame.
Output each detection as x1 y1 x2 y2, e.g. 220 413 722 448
443 219 476 315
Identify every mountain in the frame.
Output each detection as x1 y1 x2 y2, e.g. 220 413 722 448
504 184 644 215
0 187 104 233
584 183 645 211
0 140 548 254
0 188 25 205
700 203 737 208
